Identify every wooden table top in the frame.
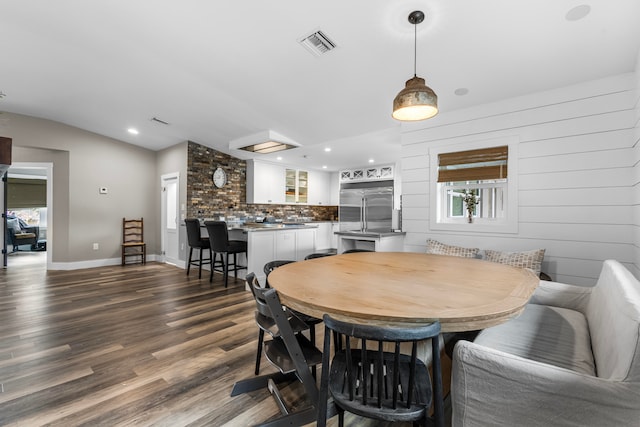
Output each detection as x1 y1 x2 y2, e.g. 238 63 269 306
268 252 539 332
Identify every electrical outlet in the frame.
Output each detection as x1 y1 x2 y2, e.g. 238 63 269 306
93 243 99 250
180 243 184 251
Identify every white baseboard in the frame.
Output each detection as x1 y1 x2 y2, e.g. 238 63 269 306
49 254 163 270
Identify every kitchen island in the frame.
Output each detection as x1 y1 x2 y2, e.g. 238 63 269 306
196 221 319 284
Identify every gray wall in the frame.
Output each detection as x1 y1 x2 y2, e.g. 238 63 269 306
2 112 158 267
401 71 639 286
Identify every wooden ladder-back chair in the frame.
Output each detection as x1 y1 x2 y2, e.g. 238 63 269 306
121 218 146 265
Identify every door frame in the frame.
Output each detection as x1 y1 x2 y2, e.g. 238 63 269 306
160 172 180 266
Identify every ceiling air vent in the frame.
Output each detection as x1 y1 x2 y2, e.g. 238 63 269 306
299 30 337 57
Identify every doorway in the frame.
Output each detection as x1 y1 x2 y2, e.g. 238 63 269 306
4 162 53 269
161 173 180 265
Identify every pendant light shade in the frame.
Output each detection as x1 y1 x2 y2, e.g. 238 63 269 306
392 11 438 121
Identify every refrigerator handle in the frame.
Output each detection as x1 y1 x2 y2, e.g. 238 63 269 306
362 196 366 232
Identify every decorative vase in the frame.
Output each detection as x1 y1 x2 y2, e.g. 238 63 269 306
467 211 473 223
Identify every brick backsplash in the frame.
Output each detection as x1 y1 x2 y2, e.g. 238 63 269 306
186 141 338 222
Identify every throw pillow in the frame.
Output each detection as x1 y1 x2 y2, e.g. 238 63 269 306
426 239 480 258
7 218 22 233
484 248 546 276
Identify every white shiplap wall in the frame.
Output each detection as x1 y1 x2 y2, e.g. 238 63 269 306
401 73 638 286
632 51 640 279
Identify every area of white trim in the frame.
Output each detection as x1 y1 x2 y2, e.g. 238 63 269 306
428 136 519 234
49 254 162 270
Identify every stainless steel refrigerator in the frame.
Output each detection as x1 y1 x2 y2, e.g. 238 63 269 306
339 180 394 232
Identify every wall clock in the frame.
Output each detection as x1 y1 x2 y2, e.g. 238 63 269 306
213 167 227 188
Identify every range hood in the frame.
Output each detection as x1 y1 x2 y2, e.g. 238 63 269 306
229 130 300 154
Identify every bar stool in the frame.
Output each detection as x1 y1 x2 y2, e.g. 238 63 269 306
204 220 247 287
185 218 211 278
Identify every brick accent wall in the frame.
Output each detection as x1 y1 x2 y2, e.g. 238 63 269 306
186 141 338 222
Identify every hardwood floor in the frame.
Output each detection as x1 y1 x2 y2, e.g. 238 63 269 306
0 261 429 426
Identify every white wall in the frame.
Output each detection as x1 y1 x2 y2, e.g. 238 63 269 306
3 112 158 267
401 73 638 285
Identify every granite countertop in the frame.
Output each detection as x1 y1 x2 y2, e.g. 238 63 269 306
230 222 319 232
184 219 331 232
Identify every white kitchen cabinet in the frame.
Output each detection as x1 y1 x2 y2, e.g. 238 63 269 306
312 222 334 250
275 230 297 260
295 228 316 259
246 228 317 284
285 169 308 203
307 170 332 205
331 222 340 249
246 160 285 204
246 231 276 284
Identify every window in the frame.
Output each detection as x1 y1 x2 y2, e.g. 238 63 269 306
429 137 518 233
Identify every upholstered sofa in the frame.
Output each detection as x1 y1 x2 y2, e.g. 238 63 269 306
451 259 640 426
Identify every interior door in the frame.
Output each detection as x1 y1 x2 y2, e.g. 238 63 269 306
161 173 179 265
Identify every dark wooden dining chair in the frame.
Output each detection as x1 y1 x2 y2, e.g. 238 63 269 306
304 252 336 260
121 218 146 265
247 272 312 376
262 259 323 376
342 248 374 254
231 273 322 427
184 218 211 279
317 314 444 427
204 220 247 287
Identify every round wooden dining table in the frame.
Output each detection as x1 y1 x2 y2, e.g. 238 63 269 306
267 252 540 332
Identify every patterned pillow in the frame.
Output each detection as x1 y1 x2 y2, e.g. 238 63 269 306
426 239 480 258
484 249 545 276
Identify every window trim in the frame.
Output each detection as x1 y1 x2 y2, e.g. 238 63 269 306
429 136 519 234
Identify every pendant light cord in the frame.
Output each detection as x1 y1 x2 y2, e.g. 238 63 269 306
413 19 417 78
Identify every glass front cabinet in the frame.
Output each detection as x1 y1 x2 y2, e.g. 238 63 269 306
285 169 308 203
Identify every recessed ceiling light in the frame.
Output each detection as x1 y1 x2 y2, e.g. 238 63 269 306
324 147 331 152
565 4 591 21
454 88 469 96
276 156 283 161
322 165 327 169
368 159 375 163
127 128 139 135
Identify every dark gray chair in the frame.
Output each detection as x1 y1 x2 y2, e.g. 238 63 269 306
204 220 247 287
261 259 322 377
304 252 336 260
317 314 444 427
247 272 312 376
185 218 211 279
231 273 322 427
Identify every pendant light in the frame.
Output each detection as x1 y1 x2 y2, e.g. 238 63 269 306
392 10 438 121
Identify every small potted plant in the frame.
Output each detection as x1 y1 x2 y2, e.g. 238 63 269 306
462 190 479 223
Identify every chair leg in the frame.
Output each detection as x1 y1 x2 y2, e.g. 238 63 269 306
310 325 317 379
209 252 216 283
198 247 204 279
255 329 265 375
224 252 230 288
187 247 194 275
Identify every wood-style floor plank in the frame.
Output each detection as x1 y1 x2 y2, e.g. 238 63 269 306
0 259 439 426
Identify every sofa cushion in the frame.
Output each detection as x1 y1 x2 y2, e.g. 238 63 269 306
426 239 479 258
484 248 545 276
474 303 595 376
586 260 640 381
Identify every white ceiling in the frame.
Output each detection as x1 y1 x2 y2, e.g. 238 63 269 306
1 1 639 171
